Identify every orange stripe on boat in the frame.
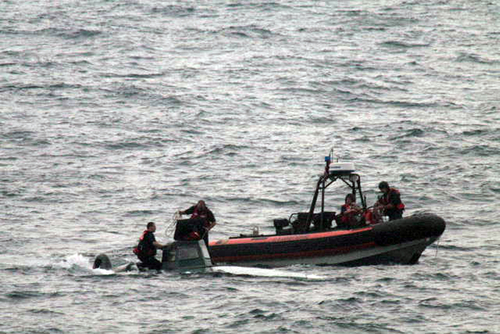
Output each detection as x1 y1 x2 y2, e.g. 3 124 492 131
210 227 373 246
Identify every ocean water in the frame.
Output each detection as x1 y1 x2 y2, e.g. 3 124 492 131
1 0 499 333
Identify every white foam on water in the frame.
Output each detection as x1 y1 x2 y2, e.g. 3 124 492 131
213 265 326 280
55 253 115 275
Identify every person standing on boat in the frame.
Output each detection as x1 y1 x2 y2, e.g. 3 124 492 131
376 181 405 221
133 222 165 270
179 200 216 246
340 193 363 227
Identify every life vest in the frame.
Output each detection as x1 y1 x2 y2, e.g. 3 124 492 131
380 188 405 211
184 231 201 241
133 230 156 257
341 204 362 225
364 210 374 224
364 208 383 225
190 207 207 220
341 204 353 224
190 207 211 228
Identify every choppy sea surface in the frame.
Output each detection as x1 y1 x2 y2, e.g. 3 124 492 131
1 0 499 333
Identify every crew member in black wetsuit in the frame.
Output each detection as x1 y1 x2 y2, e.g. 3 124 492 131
376 181 405 221
133 222 165 270
179 200 216 246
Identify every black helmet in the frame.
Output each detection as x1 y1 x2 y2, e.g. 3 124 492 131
378 181 389 190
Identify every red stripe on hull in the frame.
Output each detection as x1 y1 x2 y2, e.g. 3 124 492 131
212 241 376 263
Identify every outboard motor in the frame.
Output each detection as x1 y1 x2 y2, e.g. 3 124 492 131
93 253 136 272
93 254 113 270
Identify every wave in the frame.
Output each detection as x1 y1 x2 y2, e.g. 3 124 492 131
391 128 426 139
349 97 440 109
151 5 196 17
455 52 498 65
53 28 101 39
226 2 291 10
124 210 158 217
0 82 84 93
218 25 275 39
450 144 499 157
103 138 166 150
380 40 431 49
11 27 104 40
99 71 166 79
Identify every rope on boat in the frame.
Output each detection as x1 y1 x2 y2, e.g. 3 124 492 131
435 237 441 259
164 210 181 239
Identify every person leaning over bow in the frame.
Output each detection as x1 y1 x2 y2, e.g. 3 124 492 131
133 222 166 270
376 181 405 221
179 200 216 246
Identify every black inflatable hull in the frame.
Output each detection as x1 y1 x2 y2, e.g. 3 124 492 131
209 214 445 267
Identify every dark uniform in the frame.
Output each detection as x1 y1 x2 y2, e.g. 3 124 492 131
134 230 162 270
379 188 404 221
183 205 216 246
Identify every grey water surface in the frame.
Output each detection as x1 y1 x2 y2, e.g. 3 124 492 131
1 0 499 333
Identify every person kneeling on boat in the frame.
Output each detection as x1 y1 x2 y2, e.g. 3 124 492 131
133 222 166 270
375 181 405 221
340 194 364 228
179 200 216 246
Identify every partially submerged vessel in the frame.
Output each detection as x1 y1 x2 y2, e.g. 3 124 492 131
93 240 212 273
207 154 446 267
